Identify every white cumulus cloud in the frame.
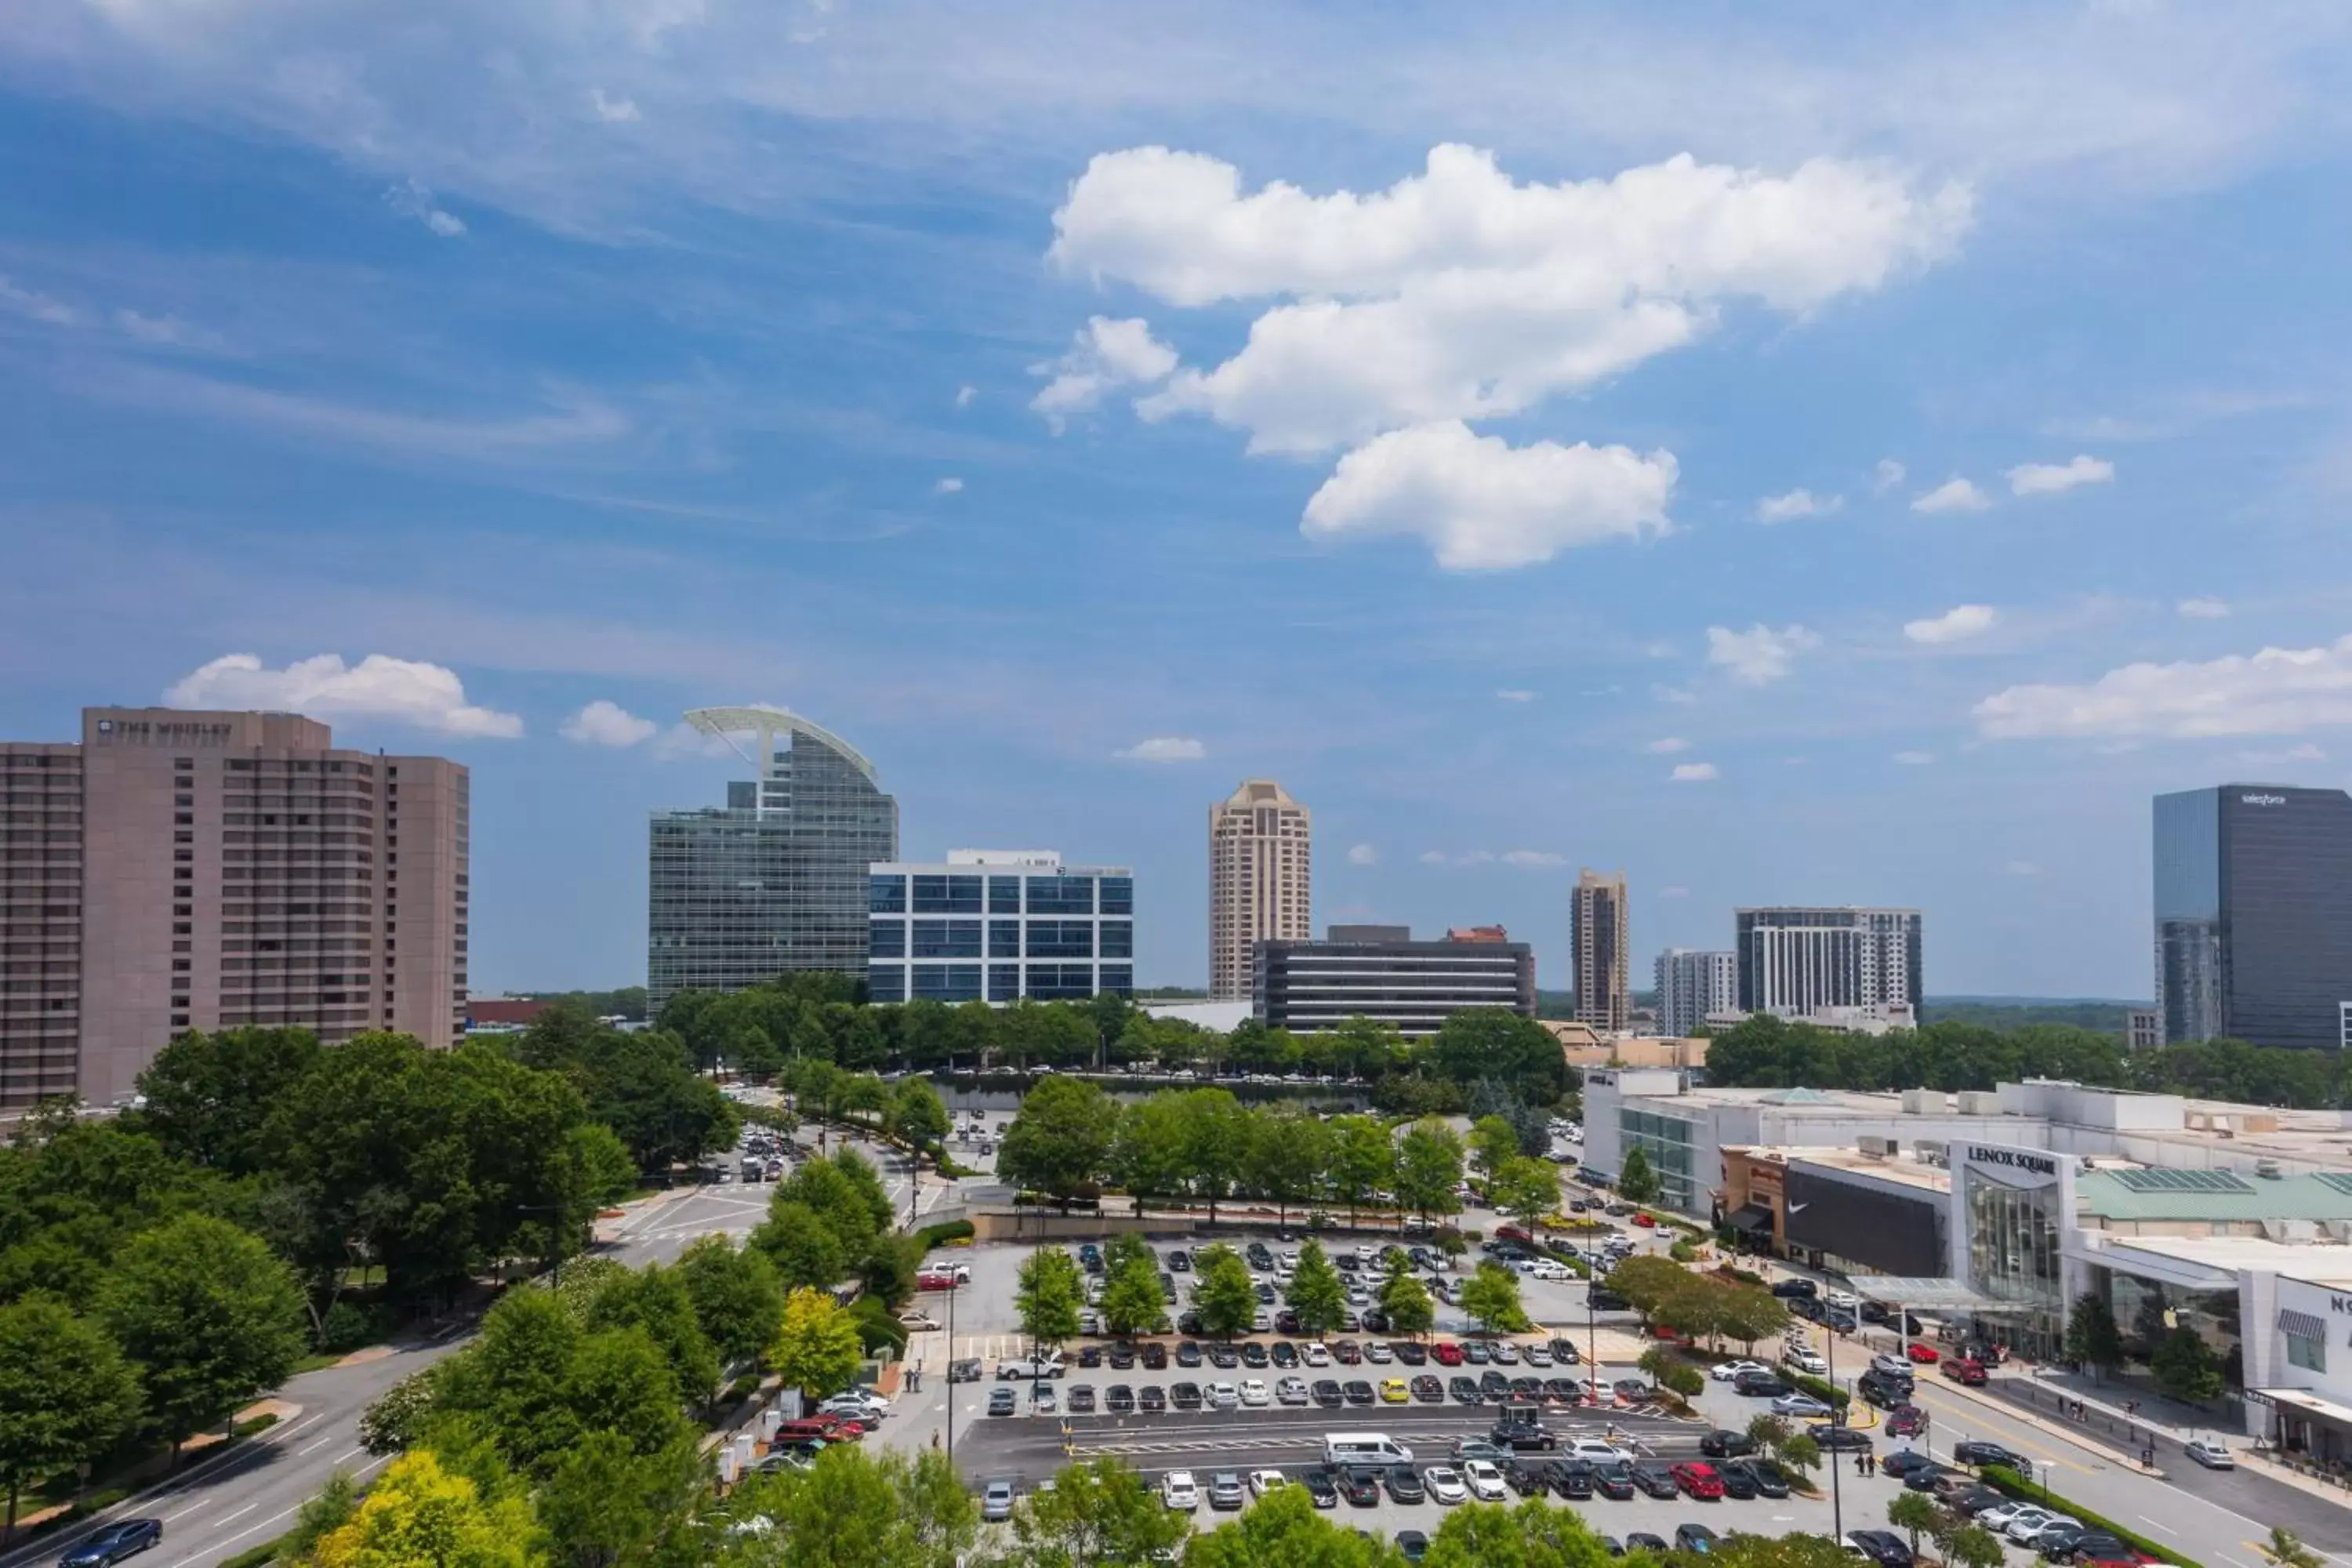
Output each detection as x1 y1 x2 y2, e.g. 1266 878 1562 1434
1347 843 1380 866
561 700 659 746
1893 750 1936 765
588 89 641 122
955 385 977 408
933 477 964 495
1707 623 1820 686
1755 488 1842 524
1873 459 1907 495
1670 762 1720 782
384 178 466 238
1911 477 1991 514
1115 735 1205 761
1300 420 1675 571
1031 315 1178 425
2177 597 2230 619
1502 849 1566 867
1904 604 2000 644
165 654 521 738
2006 453 2114 496
1645 737 1691 753
1494 688 1537 702
1056 144 1969 456
1974 634 2352 740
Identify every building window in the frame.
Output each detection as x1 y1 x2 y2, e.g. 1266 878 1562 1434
867 965 906 1004
913 874 983 914
870 920 906 959
2288 1331 2328 1374
989 876 1022 913
1028 963 1096 1000
912 920 982 959
989 964 1022 1003
1100 964 1134 996
1099 876 1133 916
913 964 982 1003
1100 920 1133 959
1026 875 1094 915
869 874 906 914
1028 920 1094 959
989 920 1022 959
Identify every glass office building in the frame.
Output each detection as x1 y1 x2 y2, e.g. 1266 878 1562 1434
648 709 898 1012
867 851 1133 1005
1961 1162 2066 1355
2154 785 2352 1049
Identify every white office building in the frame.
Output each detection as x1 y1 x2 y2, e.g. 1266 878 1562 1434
868 850 1133 1005
1735 906 1922 1018
1654 949 1738 1036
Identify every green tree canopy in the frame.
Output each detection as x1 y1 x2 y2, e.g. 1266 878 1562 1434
1378 1271 1435 1338
132 1025 322 1178
1098 1250 1167 1337
2065 1292 2125 1379
100 1212 307 1449
1461 1261 1531 1335
1394 1120 1465 1221
1012 1454 1188 1568
677 1235 785 1371
1192 1244 1258 1341
0 1295 142 1540
1616 1145 1661 1206
999 1078 1118 1207
1284 1240 1348 1338
769 1288 865 1404
1015 1247 1085 1350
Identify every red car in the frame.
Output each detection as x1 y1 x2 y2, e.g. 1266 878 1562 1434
1905 1342 1940 1363
1887 1406 1926 1437
1632 1213 1657 1228
1432 1341 1465 1366
1497 1225 1533 1244
1669 1461 1726 1500
1940 1357 1987 1385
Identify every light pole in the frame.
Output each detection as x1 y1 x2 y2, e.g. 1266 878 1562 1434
1825 1310 1844 1542
944 1272 957 1471
1587 1274 1602 1409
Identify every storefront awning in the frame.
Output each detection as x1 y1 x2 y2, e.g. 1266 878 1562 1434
2253 1388 2352 1428
1845 1276 2044 1313
2278 1309 2328 1341
1728 1203 1774 1233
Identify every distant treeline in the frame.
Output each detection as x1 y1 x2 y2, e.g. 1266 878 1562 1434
517 985 650 1021
1703 1011 2350 1109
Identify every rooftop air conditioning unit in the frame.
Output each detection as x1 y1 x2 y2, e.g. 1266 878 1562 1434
1857 1135 1896 1158
2263 1218 2319 1244
1914 1139 1951 1167
1901 1089 1949 1116
1955 1091 2004 1116
2256 1159 2285 1180
2322 1220 2352 1243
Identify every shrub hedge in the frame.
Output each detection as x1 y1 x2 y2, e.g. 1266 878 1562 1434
1978 1465 2197 1567
916 1218 975 1250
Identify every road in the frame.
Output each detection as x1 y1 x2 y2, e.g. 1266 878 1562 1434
3 1117 944 1568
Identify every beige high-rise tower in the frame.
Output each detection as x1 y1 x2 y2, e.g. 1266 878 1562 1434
1572 868 1629 1033
1209 779 1311 1001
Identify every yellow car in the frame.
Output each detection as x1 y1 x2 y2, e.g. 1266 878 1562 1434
1379 1378 1411 1403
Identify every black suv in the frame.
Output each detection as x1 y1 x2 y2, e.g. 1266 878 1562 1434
1170 1381 1203 1410
1588 1290 1631 1312
1952 1441 2030 1471
1809 1423 1872 1452
1491 1417 1556 1451
1720 1458 1788 1498
1067 1385 1098 1413
1732 1370 1789 1398
1108 1342 1137 1369
1105 1384 1135 1414
1448 1376 1483 1403
1552 1460 1595 1499
1770 1278 1818 1298
1846 1530 1914 1568
1142 1342 1168 1369
1301 1468 1338 1508
1699 1428 1755 1458
1857 1370 1912 1408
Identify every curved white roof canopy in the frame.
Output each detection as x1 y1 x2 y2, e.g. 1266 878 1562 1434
681 705 878 785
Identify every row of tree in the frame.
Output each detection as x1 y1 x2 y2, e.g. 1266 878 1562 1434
659 975 1572 1108
1704 1011 2352 1110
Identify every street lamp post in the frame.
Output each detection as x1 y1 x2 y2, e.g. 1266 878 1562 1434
1826 1312 1844 1541
1588 1277 1602 1409
945 1272 956 1470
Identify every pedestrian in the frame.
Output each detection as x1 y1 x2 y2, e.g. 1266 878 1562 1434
931 1431 942 1450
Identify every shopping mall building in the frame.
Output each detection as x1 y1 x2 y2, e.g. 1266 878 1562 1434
1585 1070 2352 1449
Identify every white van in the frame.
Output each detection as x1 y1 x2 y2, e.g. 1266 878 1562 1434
1322 1432 1415 1468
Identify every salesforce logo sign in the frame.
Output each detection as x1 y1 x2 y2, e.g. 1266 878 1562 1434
2242 793 2289 807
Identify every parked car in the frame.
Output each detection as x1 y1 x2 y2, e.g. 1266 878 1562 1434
981 1481 1016 1523
1671 1462 1726 1500
1552 1460 1596 1500
1940 1357 1988 1385
1384 1466 1427 1504
1676 1523 1720 1555
1161 1472 1200 1511
1208 1472 1246 1512
1301 1468 1339 1508
1711 1359 1772 1382
1809 1424 1871 1452
1843 1530 1914 1568
1720 1458 1789 1499
1952 1441 2031 1471
1770 1279 1819 1298
987 1388 1016 1416
1772 1392 1833 1418
1463 1460 1508 1501
1424 1465 1469 1504
1699 1429 1756 1458
2185 1439 2234 1469
1632 1462 1679 1499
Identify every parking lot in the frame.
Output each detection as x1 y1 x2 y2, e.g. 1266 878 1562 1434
862 1185 2005 1557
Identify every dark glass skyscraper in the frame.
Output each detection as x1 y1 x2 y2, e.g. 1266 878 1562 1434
648 708 898 1012
2154 784 2352 1049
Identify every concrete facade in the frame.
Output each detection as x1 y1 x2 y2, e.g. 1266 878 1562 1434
1 708 467 1109
1208 779 1310 1002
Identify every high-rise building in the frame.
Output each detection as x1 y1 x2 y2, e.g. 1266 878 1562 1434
0 707 468 1109
2125 1007 2161 1051
1254 923 1534 1036
648 706 898 1013
2154 785 2352 1050
1572 869 1630 1032
1209 779 1311 1001
1655 948 1739 1036
868 850 1134 1004
1734 906 1922 1020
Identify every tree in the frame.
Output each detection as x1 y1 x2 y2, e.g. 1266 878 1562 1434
538 1430 705 1568
676 1236 786 1373
100 1213 307 1450
998 1079 1116 1208
1602 1255 1691 1322
754 1202 850 1294
583 1265 720 1410
2152 1324 2225 1403
1617 1146 1661 1206
1492 1158 1562 1231
1469 1116 1520 1184
1774 1433 1822 1488
1192 1244 1258 1341
888 1079 952 1161
1744 1414 1791 1453
1423 1497 1617 1568
2261 1529 2327 1568
769 1288 864 1404
2064 1292 2125 1380
1247 1107 1328 1229
1394 1120 1465 1222
1098 1251 1167 1338
1945 1524 2008 1568
310 1449 542 1568
1324 1116 1396 1225
722 1446 975 1568
1379 1271 1435 1338
281 1471 360 1563
1285 1240 1348 1338
1012 1454 1188 1568
1183 1484 1396 1568
1015 1247 1085 1351
0 1297 141 1541
133 1025 321 1177
1888 1490 1942 1559
1177 1091 1251 1223
564 1123 643 1212
1461 1262 1530 1335
1110 1095 1190 1218
1428 1009 1563 1097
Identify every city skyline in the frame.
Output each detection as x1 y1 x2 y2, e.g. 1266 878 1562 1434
9 10 2352 1000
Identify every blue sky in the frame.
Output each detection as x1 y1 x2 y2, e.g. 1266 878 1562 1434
5 2 2351 999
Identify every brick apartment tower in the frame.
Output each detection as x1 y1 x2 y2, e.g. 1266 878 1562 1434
1209 779 1311 1002
0 708 467 1110
1572 867 1630 1033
